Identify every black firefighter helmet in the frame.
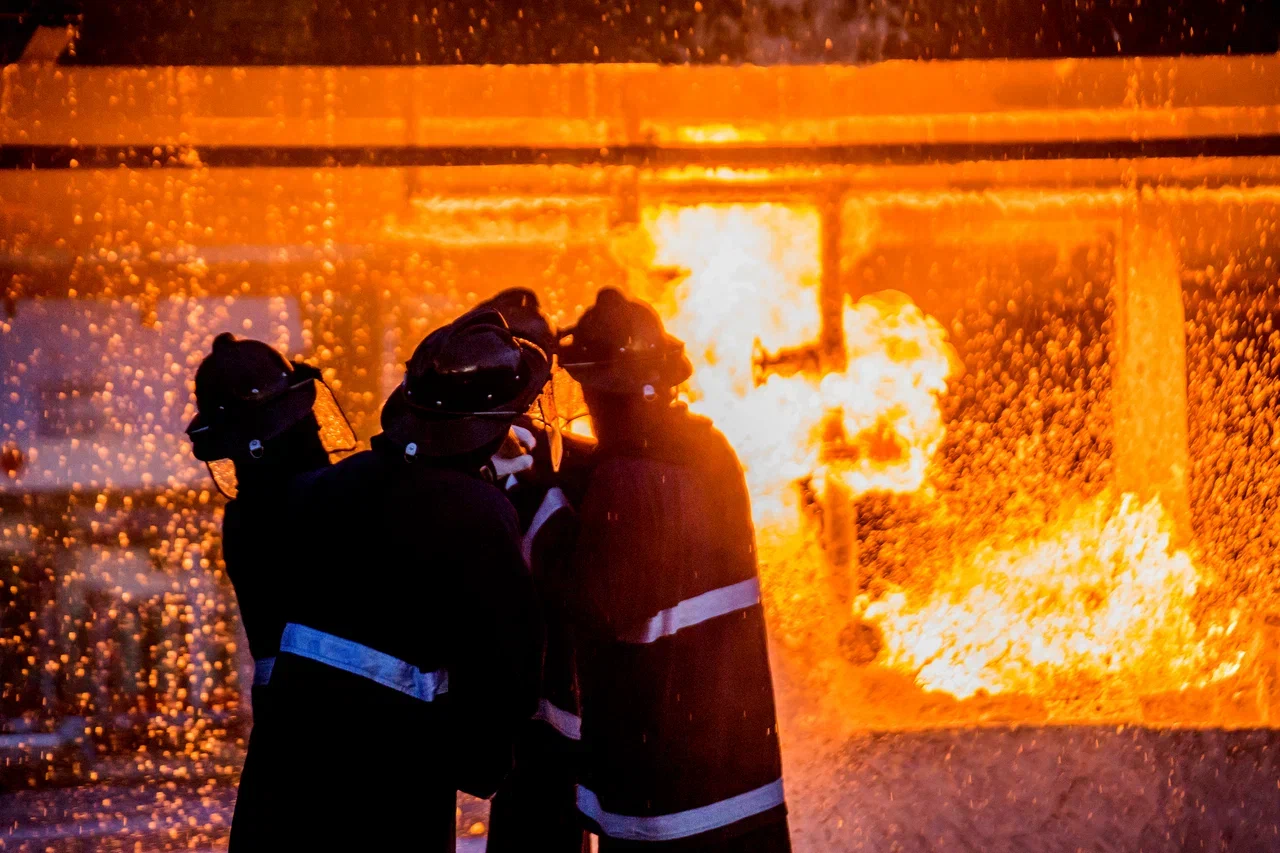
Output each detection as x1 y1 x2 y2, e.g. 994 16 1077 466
186 333 356 496
473 287 565 469
475 287 556 357
559 288 692 395
380 307 550 458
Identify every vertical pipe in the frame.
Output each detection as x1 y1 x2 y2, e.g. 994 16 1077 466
1112 197 1192 540
1255 614 1280 724
612 166 640 230
819 189 847 373
817 189 861 606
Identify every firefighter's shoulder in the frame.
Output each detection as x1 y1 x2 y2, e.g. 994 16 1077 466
287 447 378 508
428 467 523 537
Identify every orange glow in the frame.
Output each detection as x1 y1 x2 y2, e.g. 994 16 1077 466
669 124 768 144
861 491 1243 700
639 202 957 509
385 195 614 246
639 202 1244 711
821 293 956 495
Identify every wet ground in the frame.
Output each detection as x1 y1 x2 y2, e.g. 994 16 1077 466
783 726 1280 853
4 727 1279 852
0 752 492 852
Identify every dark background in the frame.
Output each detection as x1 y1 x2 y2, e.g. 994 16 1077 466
2 0 1279 66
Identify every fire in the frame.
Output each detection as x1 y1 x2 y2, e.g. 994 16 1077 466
637 202 1243 709
820 294 955 494
632 204 823 514
637 203 956 514
861 492 1243 700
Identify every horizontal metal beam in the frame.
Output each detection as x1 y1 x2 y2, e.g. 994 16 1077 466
6 135 1280 170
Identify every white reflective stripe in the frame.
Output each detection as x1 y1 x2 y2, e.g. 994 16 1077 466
577 778 785 842
533 697 582 740
279 623 449 703
618 577 761 644
521 487 570 566
252 656 276 686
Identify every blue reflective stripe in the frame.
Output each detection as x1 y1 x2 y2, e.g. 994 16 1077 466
577 778 785 842
533 698 582 740
252 656 276 686
618 577 761 644
279 623 448 703
522 487 570 566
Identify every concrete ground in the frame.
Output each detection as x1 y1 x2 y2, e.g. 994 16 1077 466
782 725 1280 853
0 777 492 852
4 726 1280 852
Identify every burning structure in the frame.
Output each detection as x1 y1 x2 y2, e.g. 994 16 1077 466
2 55 1280 786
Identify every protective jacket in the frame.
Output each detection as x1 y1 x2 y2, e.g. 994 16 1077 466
258 434 543 851
571 407 789 852
223 443 329 852
487 425 595 853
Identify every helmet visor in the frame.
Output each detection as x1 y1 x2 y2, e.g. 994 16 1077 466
192 368 356 498
207 458 240 499
311 375 357 455
531 381 563 472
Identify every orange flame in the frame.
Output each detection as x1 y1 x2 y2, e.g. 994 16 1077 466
861 492 1243 700
822 293 956 495
636 202 1243 708
638 203 956 515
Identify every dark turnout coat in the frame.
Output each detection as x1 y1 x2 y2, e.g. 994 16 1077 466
571 408 789 851
221 449 329 852
252 435 543 851
488 427 595 853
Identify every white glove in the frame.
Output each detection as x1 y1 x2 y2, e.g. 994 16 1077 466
491 425 537 482
508 425 537 453
492 453 535 479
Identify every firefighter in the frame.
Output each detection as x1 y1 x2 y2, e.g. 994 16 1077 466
185 332 355 852
478 288 594 853
260 308 547 850
560 288 791 852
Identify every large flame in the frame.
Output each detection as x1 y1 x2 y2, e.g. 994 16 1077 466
821 294 956 494
637 203 955 515
639 204 819 514
861 492 1243 700
636 202 1242 707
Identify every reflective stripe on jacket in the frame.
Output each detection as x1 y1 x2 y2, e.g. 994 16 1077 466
570 410 786 843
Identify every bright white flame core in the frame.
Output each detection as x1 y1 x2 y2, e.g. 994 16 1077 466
641 203 956 515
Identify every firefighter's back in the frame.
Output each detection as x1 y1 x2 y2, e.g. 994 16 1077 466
222 474 316 850
574 409 789 852
264 441 538 850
